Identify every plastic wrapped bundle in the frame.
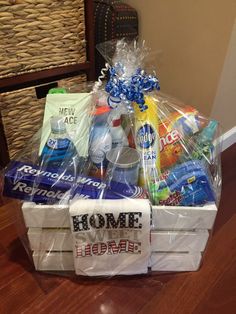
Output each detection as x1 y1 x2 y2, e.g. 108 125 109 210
1 39 221 278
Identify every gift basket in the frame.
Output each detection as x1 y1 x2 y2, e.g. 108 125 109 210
2 39 222 277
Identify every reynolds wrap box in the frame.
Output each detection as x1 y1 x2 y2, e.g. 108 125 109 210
3 161 147 204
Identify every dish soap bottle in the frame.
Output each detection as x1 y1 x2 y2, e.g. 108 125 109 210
40 116 78 169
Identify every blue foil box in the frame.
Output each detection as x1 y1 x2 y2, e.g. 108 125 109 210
3 161 147 204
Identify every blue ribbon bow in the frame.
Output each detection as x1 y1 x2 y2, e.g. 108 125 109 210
105 64 160 112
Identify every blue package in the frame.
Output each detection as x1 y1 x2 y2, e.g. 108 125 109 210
3 161 147 204
153 161 215 206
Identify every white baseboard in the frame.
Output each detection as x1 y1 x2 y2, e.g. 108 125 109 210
221 126 236 151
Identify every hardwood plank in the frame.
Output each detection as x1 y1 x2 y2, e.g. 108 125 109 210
0 201 27 251
6 238 35 273
4 236 67 294
0 201 21 231
76 276 163 314
193 260 236 314
22 279 109 314
138 214 236 314
0 272 44 314
0 254 25 290
23 274 169 314
0 243 5 257
0 224 21 249
32 272 65 295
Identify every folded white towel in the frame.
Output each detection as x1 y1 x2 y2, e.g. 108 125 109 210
69 198 151 276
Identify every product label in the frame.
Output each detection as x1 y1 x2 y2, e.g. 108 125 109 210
159 106 204 169
159 129 180 152
136 123 158 169
136 124 156 149
112 139 123 149
90 149 105 164
58 107 78 125
41 137 75 168
40 93 92 157
89 138 111 170
3 161 147 203
46 138 70 150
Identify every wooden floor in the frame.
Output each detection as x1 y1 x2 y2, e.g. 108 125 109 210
0 145 235 314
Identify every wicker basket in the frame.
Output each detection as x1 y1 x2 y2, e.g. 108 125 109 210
0 74 86 159
0 0 86 79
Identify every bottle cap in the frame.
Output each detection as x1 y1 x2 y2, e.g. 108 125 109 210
199 120 218 143
112 118 121 127
93 106 111 116
50 116 66 133
48 88 67 94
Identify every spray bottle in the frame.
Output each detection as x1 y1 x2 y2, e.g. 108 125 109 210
134 95 160 188
108 109 129 149
89 106 112 179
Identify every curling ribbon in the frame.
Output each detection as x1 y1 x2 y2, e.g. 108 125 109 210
93 63 110 93
105 64 160 112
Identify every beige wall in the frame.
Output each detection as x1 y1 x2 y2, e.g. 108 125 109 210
126 0 236 123
211 19 236 131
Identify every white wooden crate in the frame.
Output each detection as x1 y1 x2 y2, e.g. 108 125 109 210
28 228 209 253
152 203 217 230
22 202 217 230
32 251 202 272
22 202 69 228
150 252 202 272
22 201 217 273
151 230 209 252
28 228 72 251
